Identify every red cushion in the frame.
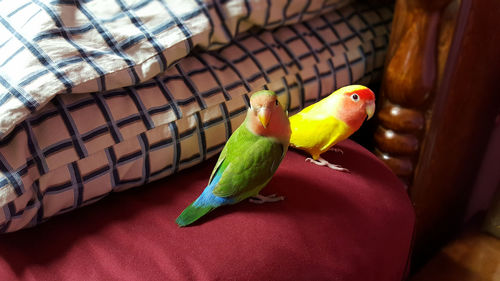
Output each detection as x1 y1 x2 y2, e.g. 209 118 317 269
0 140 414 281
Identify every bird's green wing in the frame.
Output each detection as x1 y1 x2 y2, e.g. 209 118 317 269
212 126 286 198
207 119 249 184
208 139 228 184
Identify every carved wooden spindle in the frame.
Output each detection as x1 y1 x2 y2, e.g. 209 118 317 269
409 0 500 268
374 0 454 185
377 0 500 269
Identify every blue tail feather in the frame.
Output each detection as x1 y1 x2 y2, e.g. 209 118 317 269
176 170 235 227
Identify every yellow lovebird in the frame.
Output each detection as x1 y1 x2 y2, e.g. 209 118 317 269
289 85 375 171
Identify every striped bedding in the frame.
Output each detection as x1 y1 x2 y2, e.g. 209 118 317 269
0 0 392 232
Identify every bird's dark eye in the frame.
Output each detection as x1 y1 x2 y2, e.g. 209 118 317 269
275 99 279 106
351 93 359 102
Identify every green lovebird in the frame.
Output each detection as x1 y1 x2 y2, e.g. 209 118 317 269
176 90 291 227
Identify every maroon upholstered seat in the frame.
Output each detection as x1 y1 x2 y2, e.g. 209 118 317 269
0 140 414 281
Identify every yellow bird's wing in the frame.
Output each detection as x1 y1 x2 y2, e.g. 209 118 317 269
289 111 352 157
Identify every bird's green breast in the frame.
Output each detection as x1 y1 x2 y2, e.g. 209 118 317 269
212 122 286 200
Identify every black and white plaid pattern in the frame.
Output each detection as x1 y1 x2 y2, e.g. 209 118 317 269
0 0 353 140
0 1 392 232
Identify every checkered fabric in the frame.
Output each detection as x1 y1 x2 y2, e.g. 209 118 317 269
0 1 392 233
0 0 353 140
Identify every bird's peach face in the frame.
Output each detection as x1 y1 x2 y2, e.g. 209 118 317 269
341 88 376 120
247 92 291 143
250 94 280 128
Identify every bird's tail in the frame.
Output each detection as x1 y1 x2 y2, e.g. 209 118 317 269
176 202 214 227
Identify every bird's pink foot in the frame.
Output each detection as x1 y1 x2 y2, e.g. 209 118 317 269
305 157 349 172
328 147 344 154
249 194 284 204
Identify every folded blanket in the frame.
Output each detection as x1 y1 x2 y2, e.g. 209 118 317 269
0 0 392 232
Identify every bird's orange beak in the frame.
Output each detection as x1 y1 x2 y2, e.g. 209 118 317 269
365 101 375 120
258 107 271 128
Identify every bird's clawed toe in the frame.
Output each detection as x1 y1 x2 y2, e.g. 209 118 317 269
305 157 349 172
329 147 344 154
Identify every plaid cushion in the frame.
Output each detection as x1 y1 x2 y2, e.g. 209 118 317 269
0 1 392 232
0 0 353 140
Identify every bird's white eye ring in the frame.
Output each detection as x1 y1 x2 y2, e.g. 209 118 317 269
351 93 359 102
